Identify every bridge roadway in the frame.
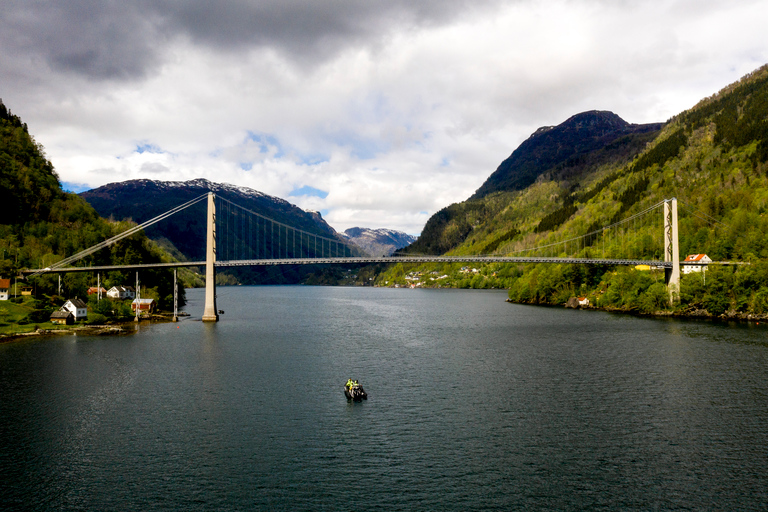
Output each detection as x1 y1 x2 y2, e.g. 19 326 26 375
22 256 678 275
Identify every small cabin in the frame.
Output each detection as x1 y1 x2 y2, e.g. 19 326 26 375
87 286 107 296
0 278 9 301
131 298 156 313
50 310 74 325
566 296 590 308
683 254 712 274
20 286 33 296
61 298 88 321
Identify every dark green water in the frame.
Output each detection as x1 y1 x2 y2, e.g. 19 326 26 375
1 286 767 510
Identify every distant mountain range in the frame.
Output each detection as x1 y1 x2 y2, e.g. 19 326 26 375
80 178 345 261
340 227 416 256
79 178 413 266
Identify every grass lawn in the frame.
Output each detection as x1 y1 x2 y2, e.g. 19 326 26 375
0 297 70 335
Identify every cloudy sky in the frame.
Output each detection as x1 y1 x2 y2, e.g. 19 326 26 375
2 1 767 234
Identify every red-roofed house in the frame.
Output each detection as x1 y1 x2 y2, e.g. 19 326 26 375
0 278 10 301
683 254 712 274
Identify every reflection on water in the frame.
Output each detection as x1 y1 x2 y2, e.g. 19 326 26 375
1 286 768 510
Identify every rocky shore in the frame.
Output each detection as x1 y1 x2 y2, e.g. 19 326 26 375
506 298 768 323
0 313 183 344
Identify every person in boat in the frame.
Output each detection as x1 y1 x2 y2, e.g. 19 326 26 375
346 378 354 390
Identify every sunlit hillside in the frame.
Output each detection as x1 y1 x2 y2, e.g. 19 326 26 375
381 64 768 317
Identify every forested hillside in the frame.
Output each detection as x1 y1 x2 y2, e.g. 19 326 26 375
402 111 661 255
382 64 768 318
0 100 183 315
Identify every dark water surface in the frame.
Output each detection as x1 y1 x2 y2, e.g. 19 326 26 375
1 286 768 510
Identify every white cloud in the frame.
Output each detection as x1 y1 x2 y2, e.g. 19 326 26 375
2 0 767 234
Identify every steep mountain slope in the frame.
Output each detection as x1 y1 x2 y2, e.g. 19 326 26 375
80 178 345 261
403 110 661 255
383 64 768 317
471 110 662 199
0 101 64 225
340 227 416 256
81 178 363 285
0 101 181 307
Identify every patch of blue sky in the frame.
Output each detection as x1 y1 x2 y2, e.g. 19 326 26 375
289 186 328 199
62 181 91 193
246 131 285 159
240 162 253 171
440 157 451 167
351 136 390 160
327 132 388 160
244 131 329 165
135 142 163 154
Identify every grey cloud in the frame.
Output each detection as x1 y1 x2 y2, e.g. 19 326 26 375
1 0 503 81
140 161 170 174
1 1 166 81
152 0 500 57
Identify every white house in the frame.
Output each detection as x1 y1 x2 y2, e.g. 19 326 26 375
683 254 712 274
61 298 88 321
107 286 136 300
0 278 9 301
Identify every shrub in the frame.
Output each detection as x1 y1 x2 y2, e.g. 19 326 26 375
86 313 108 325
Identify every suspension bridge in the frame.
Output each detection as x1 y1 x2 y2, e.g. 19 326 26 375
22 192 717 321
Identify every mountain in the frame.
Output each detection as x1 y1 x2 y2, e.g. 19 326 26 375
80 178 347 260
0 100 182 309
401 110 662 256
384 64 768 317
0 101 64 225
340 227 417 256
471 110 662 199
80 178 358 284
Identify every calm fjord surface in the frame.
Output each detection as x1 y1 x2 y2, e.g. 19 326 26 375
2 286 767 510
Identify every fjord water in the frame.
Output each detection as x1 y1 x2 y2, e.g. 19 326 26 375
1 287 767 510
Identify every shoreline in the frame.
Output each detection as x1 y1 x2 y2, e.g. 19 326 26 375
506 298 768 323
0 313 184 344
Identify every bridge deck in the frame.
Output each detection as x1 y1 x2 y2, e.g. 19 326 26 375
21 256 681 274
20 256 748 275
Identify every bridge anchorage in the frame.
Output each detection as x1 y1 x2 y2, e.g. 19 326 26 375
27 193 725 319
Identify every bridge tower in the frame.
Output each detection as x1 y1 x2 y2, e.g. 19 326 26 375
664 197 681 304
202 192 219 322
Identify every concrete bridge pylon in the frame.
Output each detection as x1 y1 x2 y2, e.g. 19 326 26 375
202 192 219 322
664 198 681 304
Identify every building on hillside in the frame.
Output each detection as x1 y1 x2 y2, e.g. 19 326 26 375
683 254 712 274
20 286 33 296
0 278 9 300
107 286 136 300
61 298 88 321
87 286 107 296
131 298 156 314
50 310 74 325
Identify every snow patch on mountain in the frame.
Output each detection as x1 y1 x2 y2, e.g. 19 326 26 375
340 227 417 256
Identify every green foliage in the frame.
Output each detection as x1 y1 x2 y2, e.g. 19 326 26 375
630 128 687 173
86 313 108 325
535 204 577 233
0 99 184 317
0 101 63 225
380 66 768 319
480 227 520 254
399 200 486 255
